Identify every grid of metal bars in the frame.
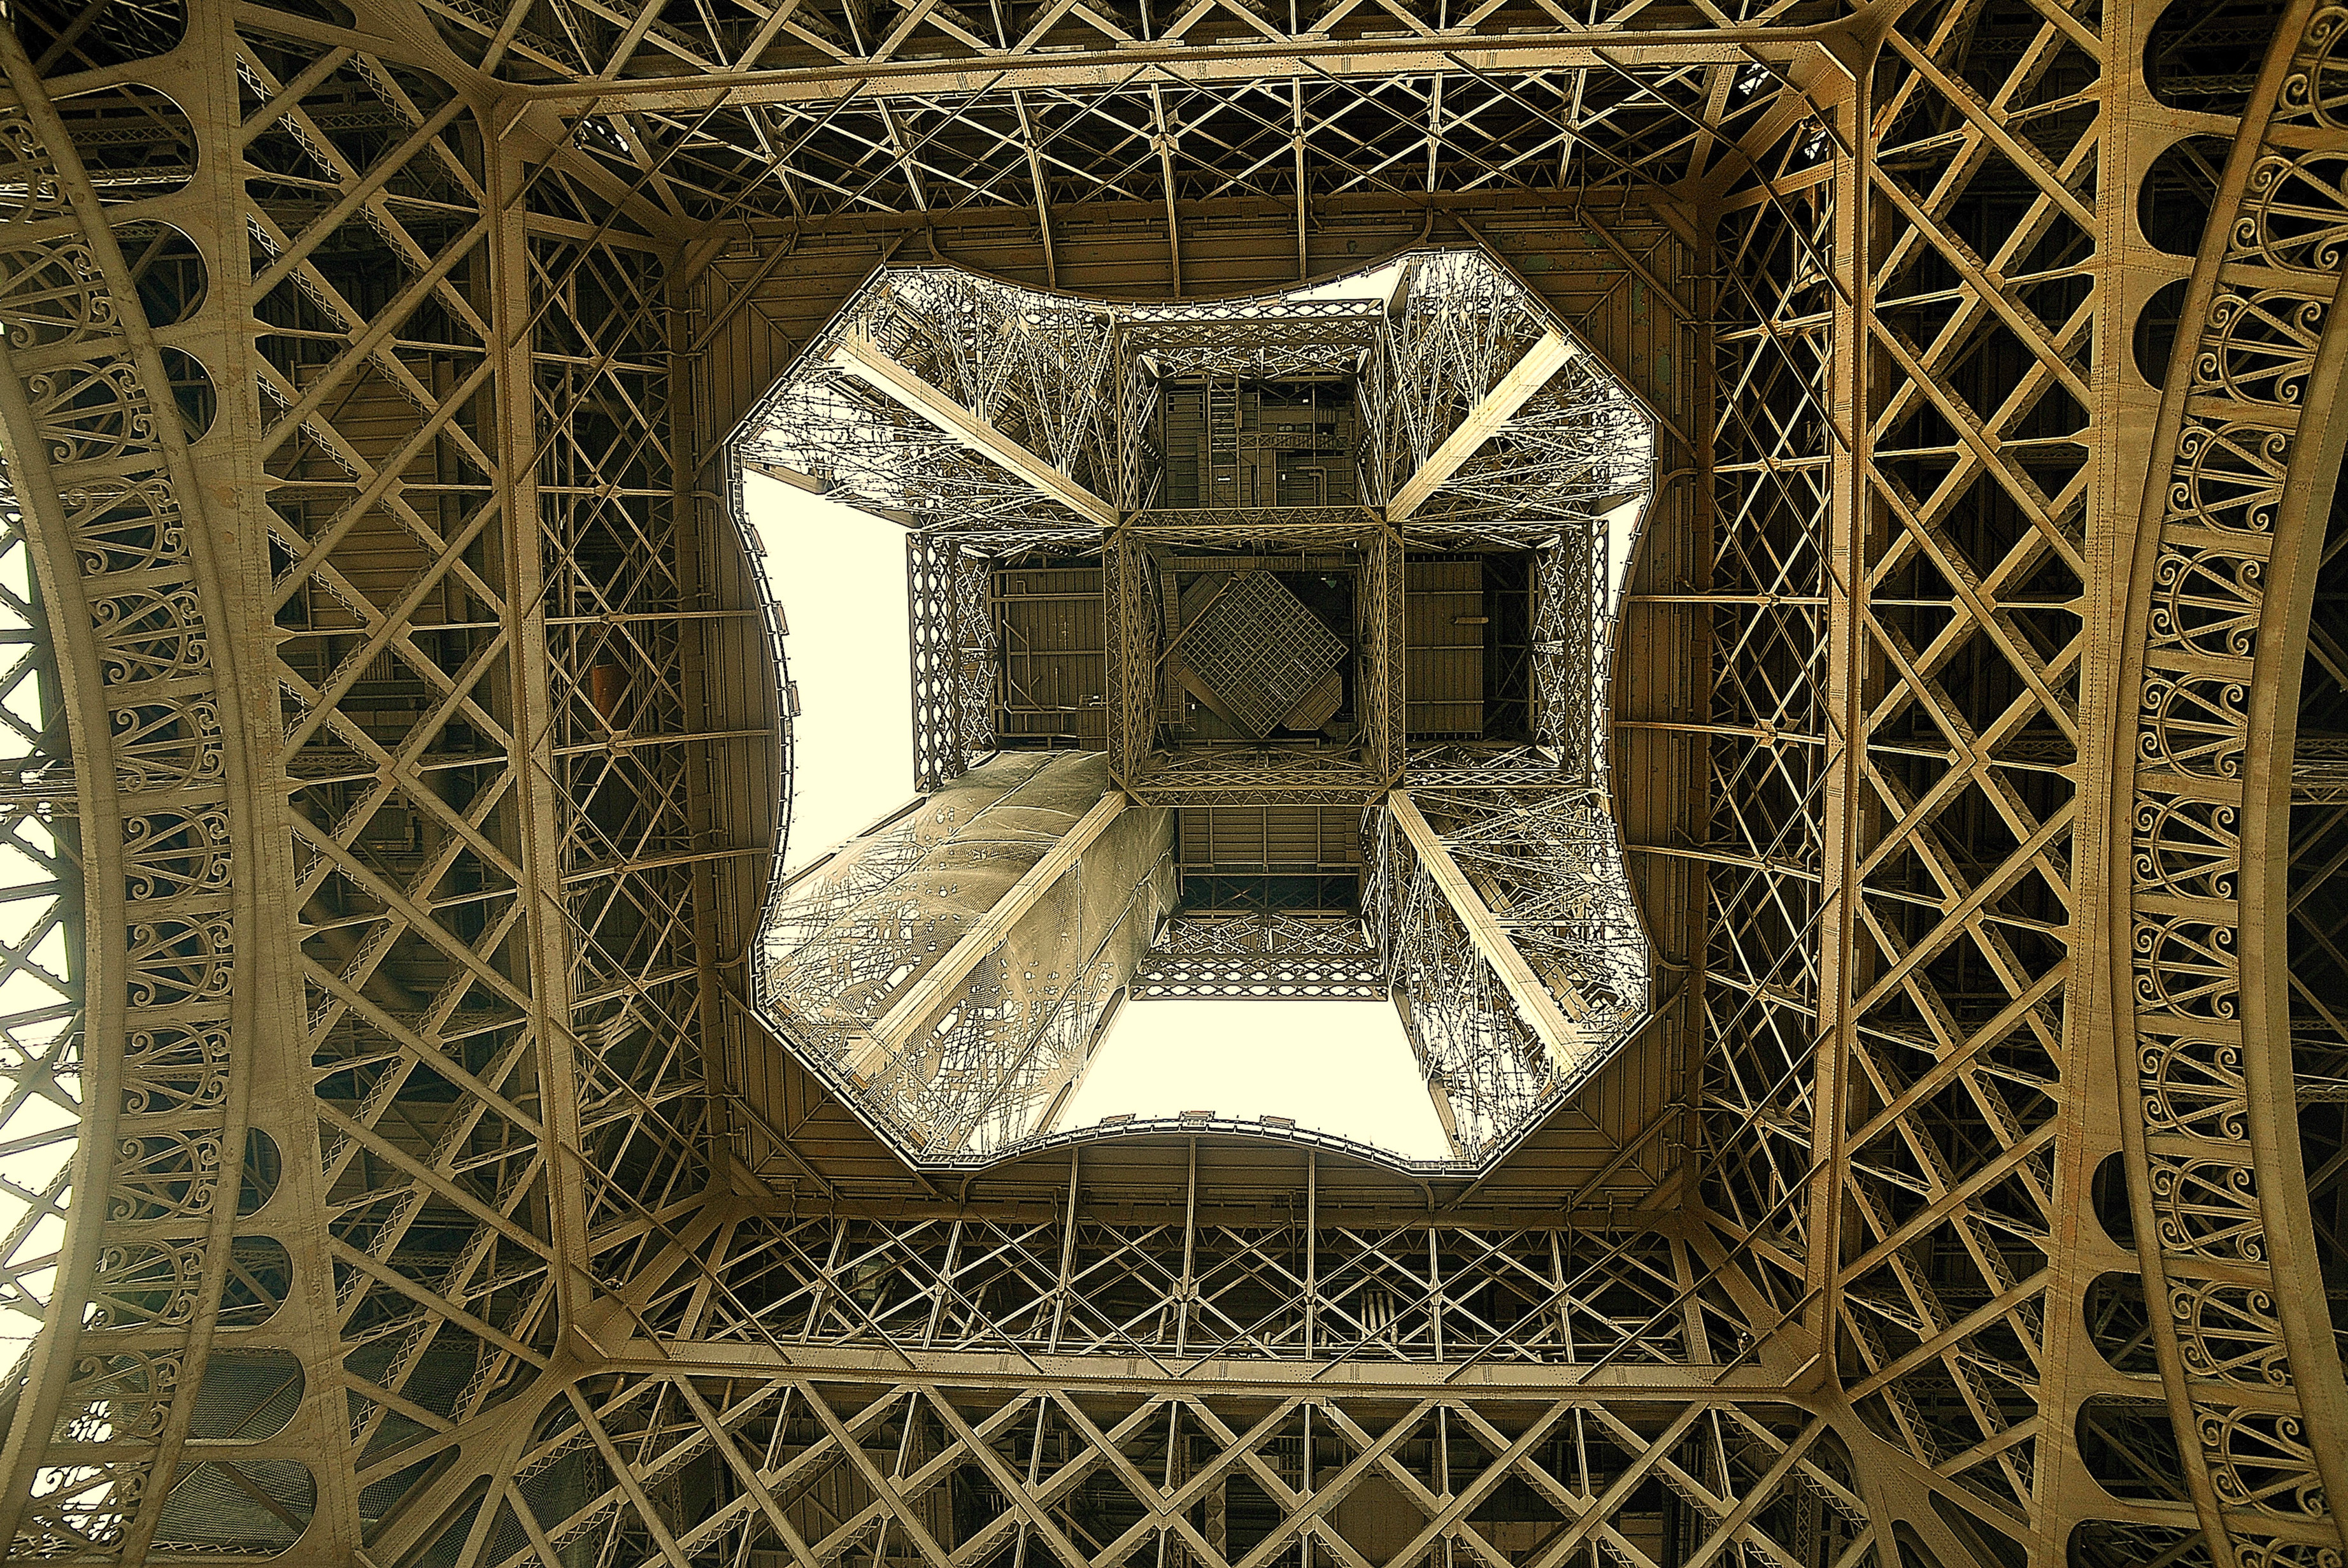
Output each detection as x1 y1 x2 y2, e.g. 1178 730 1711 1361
0 0 2342 1564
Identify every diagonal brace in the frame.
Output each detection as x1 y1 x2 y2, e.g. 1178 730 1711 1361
1388 328 1576 522
1388 790 1588 1066
834 331 1118 525
847 791 1132 1074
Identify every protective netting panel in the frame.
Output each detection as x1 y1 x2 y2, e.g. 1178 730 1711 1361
759 752 1172 1157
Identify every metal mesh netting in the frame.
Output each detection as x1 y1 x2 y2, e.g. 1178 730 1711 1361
759 752 1173 1157
1180 570 1349 737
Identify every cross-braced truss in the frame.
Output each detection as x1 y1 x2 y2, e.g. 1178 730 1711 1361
755 260 1644 822
1 0 2345 1565
1134 911 1388 1000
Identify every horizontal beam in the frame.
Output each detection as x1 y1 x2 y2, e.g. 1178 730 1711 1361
1387 789 1585 1060
2294 756 2348 803
833 333 1118 526
515 34 1824 110
601 1338 1777 1392
1128 781 1389 806
1389 329 1577 522
560 844 776 886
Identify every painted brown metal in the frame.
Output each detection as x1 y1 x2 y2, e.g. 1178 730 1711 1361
0 0 2340 1564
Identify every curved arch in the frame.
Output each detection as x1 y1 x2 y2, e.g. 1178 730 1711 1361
0 31 252 1555
2116 1 2348 1559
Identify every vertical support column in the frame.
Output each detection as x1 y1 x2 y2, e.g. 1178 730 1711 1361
1304 1153 1318 1358
1801 69 1867 1357
676 298 728 1191
1049 1151 1080 1353
492 144 593 1331
1367 529 1406 783
2026 0 2171 1550
1106 525 1155 788
911 530 969 793
1177 1137 1199 1357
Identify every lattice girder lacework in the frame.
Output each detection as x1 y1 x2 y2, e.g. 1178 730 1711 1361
468 55 1812 233
1828 0 2098 1544
1366 801 1611 1162
644 1204 1753 1367
1181 571 1349 739
400 1375 1879 1568
232 27 580 1544
1134 913 1385 1000
1413 786 1649 1024
1394 777 1653 1130
909 535 999 793
1698 121 1839 1334
515 206 730 1295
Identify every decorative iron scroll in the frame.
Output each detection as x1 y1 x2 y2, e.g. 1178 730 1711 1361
0 47 250 1557
2121 4 2348 1562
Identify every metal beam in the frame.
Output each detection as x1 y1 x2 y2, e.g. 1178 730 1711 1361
508 34 1809 109
834 332 1119 525
848 790 1131 1074
1150 82 1184 296
1388 329 1577 522
1386 789 1583 1060
2295 735 2348 801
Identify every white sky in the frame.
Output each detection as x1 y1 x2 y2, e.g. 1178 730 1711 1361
747 473 914 872
743 473 1450 1160
1061 999 1448 1158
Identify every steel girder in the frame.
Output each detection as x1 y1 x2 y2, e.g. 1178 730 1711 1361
0 1 2340 1567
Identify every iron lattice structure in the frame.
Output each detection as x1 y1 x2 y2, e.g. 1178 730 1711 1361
0 1 2337 1567
735 255 1653 1165
742 257 1642 795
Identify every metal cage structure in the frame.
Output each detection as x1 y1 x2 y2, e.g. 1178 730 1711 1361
0 1 2340 1566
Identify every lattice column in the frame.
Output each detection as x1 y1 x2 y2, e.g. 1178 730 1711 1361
1691 61 1845 1402
1363 529 1405 783
1532 524 1609 783
1827 0 2100 1548
1104 527 1156 786
910 531 995 792
1805 56 1868 1420
760 753 1172 1157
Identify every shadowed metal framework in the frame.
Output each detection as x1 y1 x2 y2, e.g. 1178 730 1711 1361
737 256 1653 1165
0 0 2342 1564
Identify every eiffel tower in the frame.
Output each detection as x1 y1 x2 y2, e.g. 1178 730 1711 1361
0 0 2341 1563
